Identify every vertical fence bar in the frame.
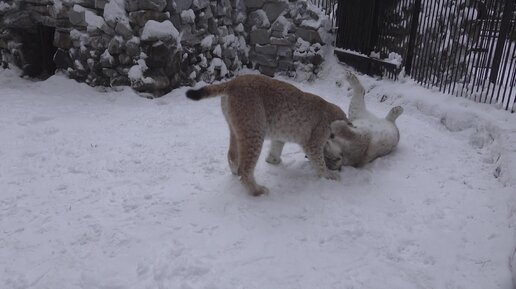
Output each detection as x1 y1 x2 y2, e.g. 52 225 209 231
437 0 459 93
492 0 515 105
415 0 435 84
489 0 513 85
479 0 499 102
414 0 432 82
499 37 516 108
426 0 443 87
473 0 494 101
443 3 461 93
405 0 421 75
458 0 481 98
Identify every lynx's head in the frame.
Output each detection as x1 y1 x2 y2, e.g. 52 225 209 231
324 120 370 170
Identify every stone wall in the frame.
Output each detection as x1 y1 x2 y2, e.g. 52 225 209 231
0 0 332 95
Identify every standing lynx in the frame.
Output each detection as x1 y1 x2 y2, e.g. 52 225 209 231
186 74 354 196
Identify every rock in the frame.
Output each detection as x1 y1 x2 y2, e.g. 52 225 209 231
263 1 288 23
180 25 201 46
170 13 182 28
147 42 170 68
53 30 73 48
88 35 109 49
180 9 195 24
250 51 277 67
192 0 209 10
68 8 87 26
244 0 264 9
118 54 132 65
126 0 167 12
108 36 124 54
217 26 228 37
110 75 131 86
255 44 277 55
95 0 107 9
100 50 117 67
115 21 134 39
258 64 276 76
270 36 292 46
278 59 295 71
174 0 193 12
222 47 237 59
128 11 169 27
248 9 270 29
101 22 116 35
207 18 218 35
296 27 322 43
277 46 292 57
1 11 34 29
53 48 73 70
126 37 141 57
102 68 118 78
165 50 181 76
141 20 179 42
249 29 270 45
216 0 231 16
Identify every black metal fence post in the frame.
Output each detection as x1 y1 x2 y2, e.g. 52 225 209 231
489 0 514 83
405 0 421 76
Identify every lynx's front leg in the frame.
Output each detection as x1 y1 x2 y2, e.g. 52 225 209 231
304 128 341 181
266 140 284 165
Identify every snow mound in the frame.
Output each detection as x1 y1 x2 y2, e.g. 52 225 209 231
141 20 179 42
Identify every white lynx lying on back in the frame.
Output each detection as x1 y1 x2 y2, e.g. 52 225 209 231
186 74 354 196
325 72 403 170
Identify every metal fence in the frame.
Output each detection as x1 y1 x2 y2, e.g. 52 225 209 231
333 0 516 112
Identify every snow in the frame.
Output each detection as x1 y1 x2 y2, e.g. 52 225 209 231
200 35 215 49
100 50 114 63
208 57 228 77
180 9 196 24
103 0 127 25
141 20 179 42
212 44 222 57
273 15 291 36
384 52 403 67
0 1 14 12
72 4 105 31
128 59 148 81
0 53 515 289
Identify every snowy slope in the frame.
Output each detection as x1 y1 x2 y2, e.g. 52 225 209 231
0 59 515 289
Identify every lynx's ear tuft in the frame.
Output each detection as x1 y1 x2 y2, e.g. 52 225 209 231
330 120 356 139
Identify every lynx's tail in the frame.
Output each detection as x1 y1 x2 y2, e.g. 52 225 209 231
186 83 227 101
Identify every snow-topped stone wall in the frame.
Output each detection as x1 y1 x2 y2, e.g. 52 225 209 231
0 0 332 95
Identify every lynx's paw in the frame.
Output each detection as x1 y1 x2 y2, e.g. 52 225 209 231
266 154 282 165
251 185 269 197
322 170 341 181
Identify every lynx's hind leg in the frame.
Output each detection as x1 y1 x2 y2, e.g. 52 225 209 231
266 140 285 165
237 132 268 196
229 96 269 196
227 126 239 175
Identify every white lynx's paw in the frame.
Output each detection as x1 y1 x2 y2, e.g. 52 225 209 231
345 71 358 84
266 154 281 165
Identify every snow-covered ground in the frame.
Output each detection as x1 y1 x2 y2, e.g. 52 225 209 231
1 58 515 289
